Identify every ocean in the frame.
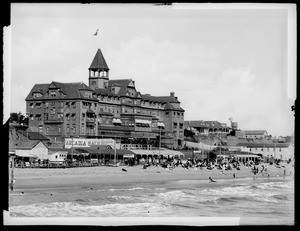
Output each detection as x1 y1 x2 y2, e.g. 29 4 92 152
9 177 294 225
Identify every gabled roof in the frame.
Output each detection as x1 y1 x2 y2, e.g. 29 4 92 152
141 94 180 103
12 140 47 150
89 49 109 71
184 120 210 128
18 131 50 141
164 102 185 112
183 120 227 129
108 79 133 96
236 142 291 148
94 88 117 97
242 130 268 135
26 82 98 101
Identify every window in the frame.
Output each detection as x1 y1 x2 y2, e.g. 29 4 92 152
72 125 76 134
71 113 76 120
36 103 42 108
50 91 56 97
82 113 85 121
81 124 85 134
30 115 34 120
72 102 76 108
39 125 43 133
44 113 49 120
66 113 70 121
45 102 48 108
46 126 49 134
58 126 61 133
33 93 41 98
30 103 34 108
36 114 42 120
173 123 177 129
179 123 183 129
66 125 70 133
51 108 55 115
279 148 282 152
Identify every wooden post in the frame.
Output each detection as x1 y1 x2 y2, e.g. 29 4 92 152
10 156 15 191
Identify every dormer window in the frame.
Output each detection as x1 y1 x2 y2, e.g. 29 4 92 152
33 92 42 98
50 91 56 97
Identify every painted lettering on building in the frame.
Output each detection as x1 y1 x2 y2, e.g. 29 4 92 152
64 138 117 149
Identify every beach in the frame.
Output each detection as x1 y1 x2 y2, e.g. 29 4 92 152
10 163 294 206
7 162 294 225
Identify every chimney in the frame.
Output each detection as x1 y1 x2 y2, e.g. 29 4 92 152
170 92 175 97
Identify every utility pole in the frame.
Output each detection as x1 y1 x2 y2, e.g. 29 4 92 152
71 136 73 166
114 136 117 164
159 127 161 156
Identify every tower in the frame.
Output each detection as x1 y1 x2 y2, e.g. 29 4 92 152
88 49 110 90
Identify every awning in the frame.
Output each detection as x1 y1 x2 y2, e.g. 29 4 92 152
236 155 261 158
135 119 151 125
157 122 165 127
16 152 38 158
112 118 122 124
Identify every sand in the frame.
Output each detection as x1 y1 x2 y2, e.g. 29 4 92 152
9 163 294 206
11 163 294 191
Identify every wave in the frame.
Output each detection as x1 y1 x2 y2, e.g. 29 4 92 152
9 201 172 217
107 187 149 192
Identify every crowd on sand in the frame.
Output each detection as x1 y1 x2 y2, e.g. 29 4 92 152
136 155 292 180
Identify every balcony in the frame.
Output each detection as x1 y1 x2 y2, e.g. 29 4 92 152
86 131 96 136
86 118 95 124
44 118 63 124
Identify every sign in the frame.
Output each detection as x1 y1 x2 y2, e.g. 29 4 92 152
123 154 135 158
65 138 119 149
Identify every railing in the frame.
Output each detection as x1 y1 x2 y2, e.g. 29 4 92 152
86 118 95 123
120 144 154 150
44 119 64 123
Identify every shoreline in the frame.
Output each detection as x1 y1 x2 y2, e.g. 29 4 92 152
10 162 293 191
9 163 294 207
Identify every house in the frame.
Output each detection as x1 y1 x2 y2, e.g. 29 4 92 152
10 140 49 161
236 142 294 161
237 130 268 139
48 148 68 162
184 120 230 136
25 48 185 149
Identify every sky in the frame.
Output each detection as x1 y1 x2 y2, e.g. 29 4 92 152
6 3 296 137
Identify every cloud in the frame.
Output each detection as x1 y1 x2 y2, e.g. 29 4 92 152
107 35 220 95
221 67 256 84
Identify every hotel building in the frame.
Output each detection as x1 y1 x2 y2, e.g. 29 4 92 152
25 49 185 149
